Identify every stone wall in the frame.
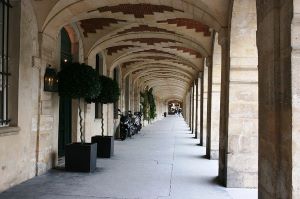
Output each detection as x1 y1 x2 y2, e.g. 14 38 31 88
0 0 46 191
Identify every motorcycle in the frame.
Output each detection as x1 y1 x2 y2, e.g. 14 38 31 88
119 110 135 140
134 112 142 132
119 110 143 140
119 109 130 140
128 111 138 136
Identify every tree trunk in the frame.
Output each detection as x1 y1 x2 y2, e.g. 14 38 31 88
101 103 104 136
78 98 84 143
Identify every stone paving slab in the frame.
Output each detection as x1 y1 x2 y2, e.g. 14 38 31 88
0 116 257 199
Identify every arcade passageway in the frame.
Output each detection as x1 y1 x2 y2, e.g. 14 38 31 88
0 117 257 199
0 0 299 198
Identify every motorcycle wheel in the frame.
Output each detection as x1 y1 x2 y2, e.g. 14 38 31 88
120 129 127 141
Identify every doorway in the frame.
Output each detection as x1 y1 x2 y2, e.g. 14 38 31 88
58 28 73 157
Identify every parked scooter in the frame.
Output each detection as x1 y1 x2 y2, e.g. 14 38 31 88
134 112 142 132
128 111 138 136
119 109 136 140
119 109 130 140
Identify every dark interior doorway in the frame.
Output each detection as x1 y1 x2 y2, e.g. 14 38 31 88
58 28 73 157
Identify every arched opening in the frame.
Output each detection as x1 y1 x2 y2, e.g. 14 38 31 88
222 0 258 188
206 33 221 160
57 28 73 157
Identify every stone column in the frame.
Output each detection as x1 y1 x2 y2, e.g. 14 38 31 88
199 72 204 146
191 86 195 133
257 0 293 198
202 64 208 146
209 33 221 160
218 29 230 186
189 87 192 129
292 5 300 197
195 78 199 139
193 81 197 135
185 92 190 124
206 57 213 158
196 77 201 139
130 75 135 112
133 82 140 112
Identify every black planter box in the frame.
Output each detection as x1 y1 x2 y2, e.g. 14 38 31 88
92 136 114 158
65 142 97 172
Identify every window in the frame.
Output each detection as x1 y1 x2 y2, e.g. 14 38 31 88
95 54 103 119
0 0 11 126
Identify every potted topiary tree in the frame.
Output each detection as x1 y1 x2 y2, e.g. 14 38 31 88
58 62 101 172
87 75 120 158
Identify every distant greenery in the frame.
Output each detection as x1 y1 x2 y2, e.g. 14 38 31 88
140 88 156 122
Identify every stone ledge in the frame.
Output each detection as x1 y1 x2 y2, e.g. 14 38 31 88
0 126 20 137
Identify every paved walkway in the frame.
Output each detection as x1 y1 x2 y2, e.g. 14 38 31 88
0 116 257 199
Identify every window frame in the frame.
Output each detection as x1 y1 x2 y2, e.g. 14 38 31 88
0 0 12 127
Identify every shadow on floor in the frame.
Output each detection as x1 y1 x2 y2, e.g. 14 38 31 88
210 176 223 187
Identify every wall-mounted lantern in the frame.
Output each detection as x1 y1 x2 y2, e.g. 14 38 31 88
44 65 58 92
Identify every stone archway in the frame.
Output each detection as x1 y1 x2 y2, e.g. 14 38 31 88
218 0 258 188
206 33 221 160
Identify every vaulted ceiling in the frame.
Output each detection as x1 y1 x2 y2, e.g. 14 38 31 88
32 0 230 102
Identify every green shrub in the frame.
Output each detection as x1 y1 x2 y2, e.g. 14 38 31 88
58 62 101 99
140 88 156 122
86 75 120 136
58 62 101 143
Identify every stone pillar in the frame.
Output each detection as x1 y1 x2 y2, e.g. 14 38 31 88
226 0 258 188
133 82 140 112
218 29 230 186
130 75 134 112
256 0 293 198
209 33 221 160
202 64 208 146
195 79 199 139
193 81 197 135
185 91 191 124
196 77 201 139
189 87 192 129
191 85 195 134
199 72 204 146
292 4 300 197
206 57 213 158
